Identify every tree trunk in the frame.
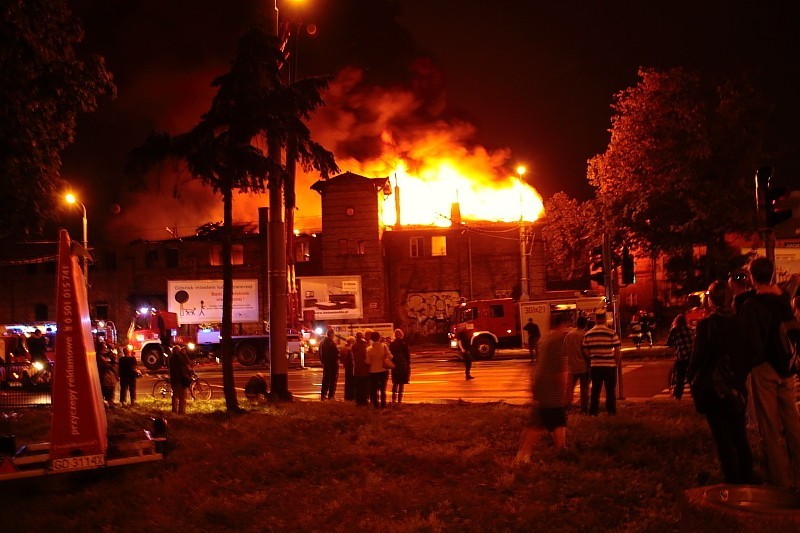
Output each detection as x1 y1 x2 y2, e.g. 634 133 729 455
221 186 240 411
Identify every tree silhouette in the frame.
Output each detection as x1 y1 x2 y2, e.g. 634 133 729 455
128 27 337 411
0 0 114 240
588 67 766 283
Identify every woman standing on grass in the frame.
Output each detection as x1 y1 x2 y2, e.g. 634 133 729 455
517 313 571 462
366 331 392 408
666 313 693 400
688 280 755 484
389 329 411 403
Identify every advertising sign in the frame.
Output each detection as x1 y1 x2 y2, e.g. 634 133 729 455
50 229 108 463
167 279 259 324
299 276 363 319
745 247 800 283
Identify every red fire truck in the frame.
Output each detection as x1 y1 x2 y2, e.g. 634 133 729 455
127 307 195 370
448 293 606 359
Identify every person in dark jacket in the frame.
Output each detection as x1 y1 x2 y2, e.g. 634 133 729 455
168 345 192 414
27 329 48 364
118 345 139 405
351 332 370 406
340 336 356 401
389 329 411 403
688 280 754 484
741 256 800 488
318 328 340 400
516 313 571 462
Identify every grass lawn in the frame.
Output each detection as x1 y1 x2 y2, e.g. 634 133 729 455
0 398 797 532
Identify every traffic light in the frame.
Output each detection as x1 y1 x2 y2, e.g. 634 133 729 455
756 166 793 229
621 247 635 285
766 185 792 228
589 246 604 285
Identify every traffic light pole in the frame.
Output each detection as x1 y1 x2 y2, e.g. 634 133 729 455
600 233 624 399
755 167 776 264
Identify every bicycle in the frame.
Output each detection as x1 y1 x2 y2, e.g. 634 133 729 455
152 373 213 401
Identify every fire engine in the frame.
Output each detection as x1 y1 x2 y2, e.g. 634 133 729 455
448 293 606 359
127 308 195 370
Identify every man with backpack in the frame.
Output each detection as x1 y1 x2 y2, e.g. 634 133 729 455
742 256 800 489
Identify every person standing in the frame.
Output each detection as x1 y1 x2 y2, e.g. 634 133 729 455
666 314 694 400
318 328 340 400
366 331 391 408
168 345 192 415
729 269 755 315
523 318 541 361
389 329 411 403
96 342 117 407
517 313 572 461
340 336 356 401
688 280 754 484
118 345 139 406
742 256 800 488
583 311 621 416
564 316 590 414
457 329 475 380
352 332 371 406
27 329 48 364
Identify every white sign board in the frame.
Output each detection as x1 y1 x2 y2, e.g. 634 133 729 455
299 276 363 320
745 247 800 283
167 279 259 324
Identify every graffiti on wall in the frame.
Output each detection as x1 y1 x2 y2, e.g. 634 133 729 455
406 291 460 337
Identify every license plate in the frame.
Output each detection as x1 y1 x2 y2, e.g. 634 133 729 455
50 453 106 472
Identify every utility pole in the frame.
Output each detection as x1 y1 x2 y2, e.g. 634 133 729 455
266 2 290 399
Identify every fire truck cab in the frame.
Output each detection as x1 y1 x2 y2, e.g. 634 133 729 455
449 294 606 360
127 308 193 370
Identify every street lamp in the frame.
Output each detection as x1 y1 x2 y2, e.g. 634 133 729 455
516 166 529 301
65 193 89 287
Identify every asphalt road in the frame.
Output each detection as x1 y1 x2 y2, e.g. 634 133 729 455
136 345 678 405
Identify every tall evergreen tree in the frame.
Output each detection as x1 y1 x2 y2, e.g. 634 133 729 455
128 28 337 411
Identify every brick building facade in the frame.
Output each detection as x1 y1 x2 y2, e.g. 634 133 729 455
1 172 546 340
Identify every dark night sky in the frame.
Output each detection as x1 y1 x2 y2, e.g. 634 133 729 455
62 0 800 243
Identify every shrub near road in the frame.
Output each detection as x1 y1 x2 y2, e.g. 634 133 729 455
0 400 793 532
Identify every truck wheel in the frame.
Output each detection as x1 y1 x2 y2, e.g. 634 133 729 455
236 342 259 366
470 336 496 360
142 346 164 370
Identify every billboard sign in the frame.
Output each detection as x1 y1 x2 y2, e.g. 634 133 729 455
167 279 259 324
50 229 108 465
299 276 363 319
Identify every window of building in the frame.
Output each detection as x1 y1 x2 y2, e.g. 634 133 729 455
355 240 365 255
431 236 447 256
232 245 243 265
34 304 48 321
95 303 109 320
145 249 159 268
166 248 179 268
210 245 244 266
409 237 422 258
338 239 349 256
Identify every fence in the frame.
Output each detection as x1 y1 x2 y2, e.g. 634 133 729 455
0 362 52 408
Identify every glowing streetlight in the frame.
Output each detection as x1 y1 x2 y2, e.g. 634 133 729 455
516 165 529 301
65 193 89 287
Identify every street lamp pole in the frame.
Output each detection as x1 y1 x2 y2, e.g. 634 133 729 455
517 166 529 301
65 193 89 291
